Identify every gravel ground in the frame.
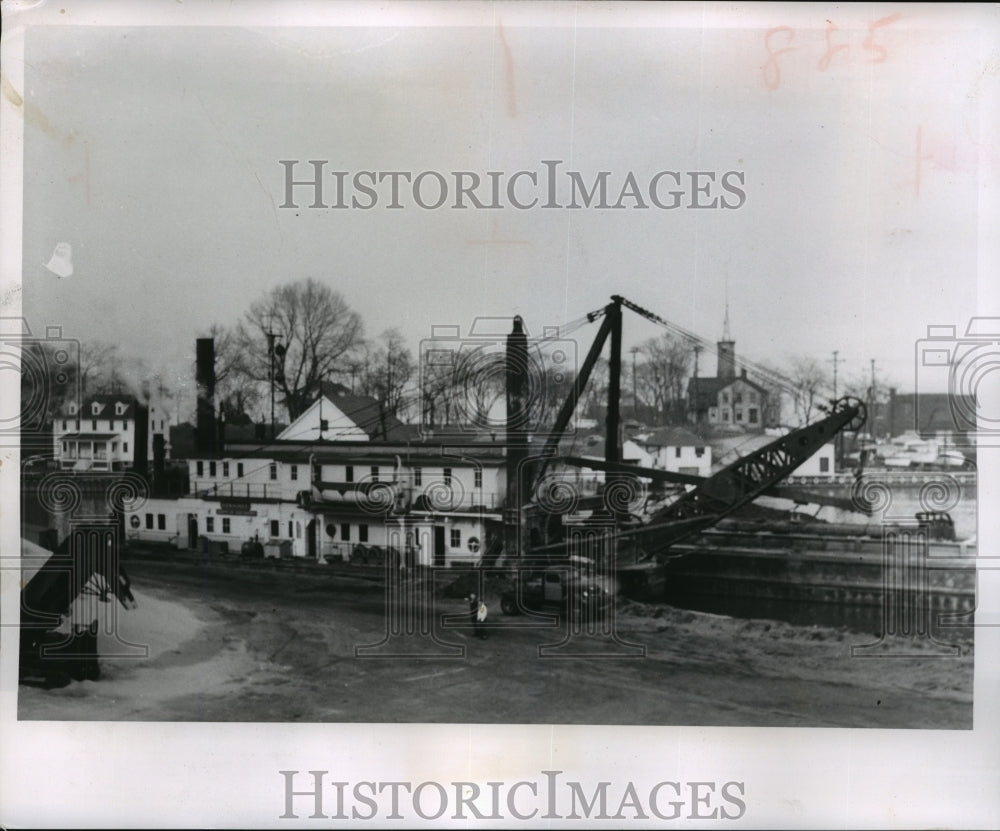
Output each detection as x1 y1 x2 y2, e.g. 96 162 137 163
18 555 974 727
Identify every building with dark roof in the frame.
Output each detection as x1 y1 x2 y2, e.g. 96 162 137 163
53 394 170 471
686 328 769 431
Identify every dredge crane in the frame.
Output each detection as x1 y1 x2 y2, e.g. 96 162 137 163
495 294 867 598
20 525 137 688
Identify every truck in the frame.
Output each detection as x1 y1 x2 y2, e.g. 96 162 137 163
499 562 613 620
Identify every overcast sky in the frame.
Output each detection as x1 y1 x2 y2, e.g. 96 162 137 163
18 5 990 407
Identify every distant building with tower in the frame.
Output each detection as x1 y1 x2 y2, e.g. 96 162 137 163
687 308 768 431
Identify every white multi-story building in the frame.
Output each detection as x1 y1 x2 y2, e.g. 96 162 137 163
53 394 170 471
125 394 507 568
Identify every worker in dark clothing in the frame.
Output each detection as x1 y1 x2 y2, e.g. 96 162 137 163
469 592 488 640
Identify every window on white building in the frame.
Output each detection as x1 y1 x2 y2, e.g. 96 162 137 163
443 467 452 485
820 457 830 473
370 466 379 482
210 461 217 477
145 513 153 529
62 420 68 430
413 467 422 486
291 464 298 481
223 462 230 478
206 517 215 532
269 463 277 481
237 463 244 477
358 524 368 543
288 521 293 538
91 420 97 431
474 469 482 488
450 528 461 548
675 447 681 458
92 403 101 415
123 442 128 453
695 447 705 458
197 461 204 477
222 518 231 534
157 514 166 530
749 408 759 424
341 523 351 541
345 465 354 482
115 402 126 415
109 420 115 431
736 410 743 422
270 520 279 538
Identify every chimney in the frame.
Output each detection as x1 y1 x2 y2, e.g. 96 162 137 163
196 338 216 453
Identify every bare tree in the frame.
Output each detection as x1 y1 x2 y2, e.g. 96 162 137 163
358 328 415 436
579 356 610 425
236 278 364 420
785 356 829 426
208 322 265 422
78 340 119 396
753 361 787 428
419 346 457 428
635 333 692 424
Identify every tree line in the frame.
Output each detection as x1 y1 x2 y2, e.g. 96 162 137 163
27 277 898 435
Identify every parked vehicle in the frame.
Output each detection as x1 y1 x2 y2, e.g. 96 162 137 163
240 540 264 559
500 563 612 619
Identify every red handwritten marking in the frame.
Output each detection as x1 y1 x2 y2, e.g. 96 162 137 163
497 20 518 118
915 125 933 199
766 14 902 87
762 26 795 90
817 21 849 72
863 13 902 64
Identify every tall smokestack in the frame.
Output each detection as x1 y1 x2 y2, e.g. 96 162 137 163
133 402 149 476
505 316 529 558
152 433 166 495
196 338 216 453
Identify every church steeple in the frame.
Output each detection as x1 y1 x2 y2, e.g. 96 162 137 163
717 301 736 380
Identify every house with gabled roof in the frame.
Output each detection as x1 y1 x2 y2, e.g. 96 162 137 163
641 426 711 477
53 393 170 472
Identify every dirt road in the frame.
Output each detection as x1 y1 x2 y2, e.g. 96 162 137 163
18 558 974 727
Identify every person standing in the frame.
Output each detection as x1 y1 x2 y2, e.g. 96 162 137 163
469 592 488 640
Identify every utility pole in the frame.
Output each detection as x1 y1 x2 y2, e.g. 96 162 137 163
266 323 285 440
691 343 702 424
830 350 845 470
830 350 844 400
869 358 877 442
630 346 639 420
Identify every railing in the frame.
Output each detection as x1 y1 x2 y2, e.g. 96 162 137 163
191 482 282 499
319 541 419 566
